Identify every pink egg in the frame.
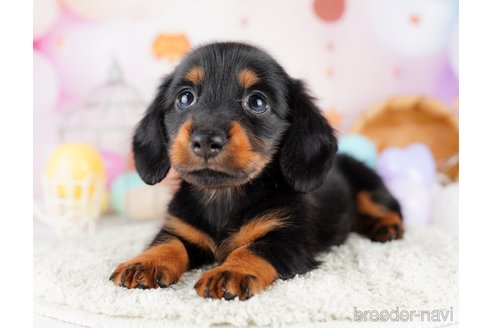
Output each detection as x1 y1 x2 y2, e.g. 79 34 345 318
100 150 126 188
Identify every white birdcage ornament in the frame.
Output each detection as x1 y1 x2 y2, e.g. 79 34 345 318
59 61 145 155
34 62 148 237
35 173 105 237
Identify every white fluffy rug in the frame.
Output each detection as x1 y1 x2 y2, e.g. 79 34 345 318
34 220 458 327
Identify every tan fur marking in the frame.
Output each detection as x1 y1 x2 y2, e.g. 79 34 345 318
141 240 188 277
169 118 194 167
357 191 387 218
110 238 188 288
222 246 277 284
227 121 271 172
238 68 260 88
185 66 205 84
165 216 217 255
217 209 291 261
357 191 403 240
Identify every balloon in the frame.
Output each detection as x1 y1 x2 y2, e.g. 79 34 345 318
338 134 378 169
35 14 175 106
100 150 126 188
62 0 180 20
368 0 458 56
109 172 145 215
45 143 106 198
386 179 432 225
377 143 436 188
34 112 61 199
449 24 459 78
34 50 62 197
431 182 458 233
434 63 459 108
123 184 173 220
33 51 60 113
34 0 60 38
313 0 345 23
35 16 129 105
100 190 110 214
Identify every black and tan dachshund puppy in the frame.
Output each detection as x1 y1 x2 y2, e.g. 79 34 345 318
110 42 404 300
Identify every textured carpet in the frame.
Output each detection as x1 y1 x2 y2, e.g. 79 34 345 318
33 220 458 327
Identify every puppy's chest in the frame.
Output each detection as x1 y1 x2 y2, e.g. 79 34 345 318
201 200 243 240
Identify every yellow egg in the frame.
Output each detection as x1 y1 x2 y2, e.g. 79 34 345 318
100 190 110 214
45 143 106 198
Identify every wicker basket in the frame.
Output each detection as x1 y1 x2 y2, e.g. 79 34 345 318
352 96 459 181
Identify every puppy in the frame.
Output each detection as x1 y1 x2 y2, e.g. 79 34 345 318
110 42 403 300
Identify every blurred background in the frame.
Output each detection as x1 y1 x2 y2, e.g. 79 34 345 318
33 0 459 235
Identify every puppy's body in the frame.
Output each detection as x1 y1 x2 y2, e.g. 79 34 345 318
110 42 403 299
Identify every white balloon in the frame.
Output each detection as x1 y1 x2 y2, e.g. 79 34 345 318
369 0 458 56
386 179 432 225
431 183 459 233
33 0 60 38
33 51 60 113
62 0 181 20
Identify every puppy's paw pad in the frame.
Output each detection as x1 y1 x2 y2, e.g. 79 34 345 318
195 269 259 300
371 214 404 242
109 260 176 289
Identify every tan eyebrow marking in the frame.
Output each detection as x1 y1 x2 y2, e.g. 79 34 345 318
238 68 260 88
185 66 205 84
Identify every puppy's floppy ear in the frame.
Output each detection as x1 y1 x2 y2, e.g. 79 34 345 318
279 79 338 192
132 75 173 185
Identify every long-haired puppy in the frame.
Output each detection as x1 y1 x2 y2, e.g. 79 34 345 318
110 42 403 300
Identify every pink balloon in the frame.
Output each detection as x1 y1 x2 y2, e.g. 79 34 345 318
33 112 61 199
33 50 60 113
100 150 127 188
34 0 60 39
35 12 129 107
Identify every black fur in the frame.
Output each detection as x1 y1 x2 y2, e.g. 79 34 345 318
133 77 173 185
129 42 403 291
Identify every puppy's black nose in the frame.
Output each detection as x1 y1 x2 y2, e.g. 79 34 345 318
190 131 226 159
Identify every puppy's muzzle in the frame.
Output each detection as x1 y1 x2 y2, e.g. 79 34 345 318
190 130 227 160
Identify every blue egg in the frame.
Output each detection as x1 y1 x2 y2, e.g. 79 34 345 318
338 134 378 168
110 172 145 215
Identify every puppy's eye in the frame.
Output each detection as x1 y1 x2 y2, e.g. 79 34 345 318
176 90 196 110
243 93 269 114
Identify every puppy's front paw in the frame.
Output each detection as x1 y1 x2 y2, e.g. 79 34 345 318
371 213 404 242
194 268 263 300
110 259 178 289
110 241 188 289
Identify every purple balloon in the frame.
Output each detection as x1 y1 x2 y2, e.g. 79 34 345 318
377 143 436 188
434 63 459 108
386 179 432 225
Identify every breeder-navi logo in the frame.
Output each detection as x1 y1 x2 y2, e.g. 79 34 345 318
354 307 454 322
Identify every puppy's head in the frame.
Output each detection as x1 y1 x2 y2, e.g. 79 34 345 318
133 42 337 192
